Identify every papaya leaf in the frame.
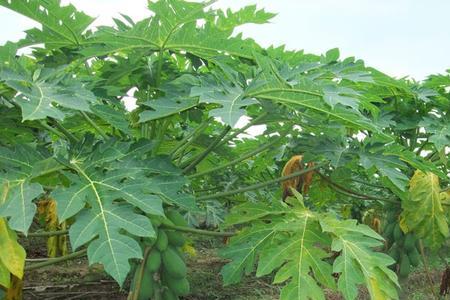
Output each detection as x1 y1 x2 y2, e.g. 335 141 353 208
0 259 9 288
320 216 399 300
383 144 446 179
259 212 335 300
81 1 261 59
223 202 288 226
215 5 276 34
420 116 450 151
90 104 132 135
360 152 409 191
139 75 200 122
49 138 196 285
51 162 157 286
0 218 26 282
401 170 449 249
322 85 360 110
221 203 399 300
191 83 258 128
0 145 47 233
220 224 276 285
146 175 198 212
0 179 43 234
0 68 97 121
0 0 94 48
248 53 382 133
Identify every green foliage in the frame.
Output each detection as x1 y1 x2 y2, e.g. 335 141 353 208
220 202 399 300
0 0 448 298
0 0 94 48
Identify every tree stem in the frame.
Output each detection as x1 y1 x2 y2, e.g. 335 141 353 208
81 111 108 139
317 172 398 204
151 119 170 156
419 240 438 300
49 118 79 143
154 49 164 87
23 229 69 237
197 163 327 201
23 225 235 238
182 125 231 174
170 118 211 159
25 249 87 271
161 223 235 237
349 178 387 189
188 132 286 179
38 121 66 140
131 246 152 300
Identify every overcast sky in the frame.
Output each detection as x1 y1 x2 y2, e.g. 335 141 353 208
0 0 449 81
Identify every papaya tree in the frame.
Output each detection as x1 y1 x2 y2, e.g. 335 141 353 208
0 0 449 299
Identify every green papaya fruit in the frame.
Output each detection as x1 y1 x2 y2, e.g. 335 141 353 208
156 230 169 251
393 225 403 241
152 219 162 228
166 210 188 227
408 247 421 267
136 270 155 300
399 254 410 278
145 249 162 273
166 230 186 247
162 246 187 279
388 244 400 261
166 276 190 296
162 289 179 300
143 237 156 247
404 234 416 251
386 212 397 223
383 223 395 239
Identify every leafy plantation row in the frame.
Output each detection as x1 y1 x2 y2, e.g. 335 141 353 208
0 0 449 299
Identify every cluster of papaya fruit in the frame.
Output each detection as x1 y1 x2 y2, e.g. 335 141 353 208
383 210 421 278
129 210 190 300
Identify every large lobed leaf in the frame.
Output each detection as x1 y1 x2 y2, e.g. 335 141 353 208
0 218 26 288
220 202 399 300
401 170 449 249
320 217 399 300
50 138 194 285
0 68 97 121
0 0 94 48
191 80 258 128
80 0 263 59
247 52 384 134
0 145 46 234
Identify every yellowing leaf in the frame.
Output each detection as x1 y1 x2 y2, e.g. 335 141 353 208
399 216 409 234
368 277 385 300
181 243 196 257
0 259 10 288
401 170 449 249
0 218 26 279
441 190 450 204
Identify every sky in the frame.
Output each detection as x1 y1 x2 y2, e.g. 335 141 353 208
0 0 449 81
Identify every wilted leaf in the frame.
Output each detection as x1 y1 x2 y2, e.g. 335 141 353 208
401 170 448 249
0 218 26 284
